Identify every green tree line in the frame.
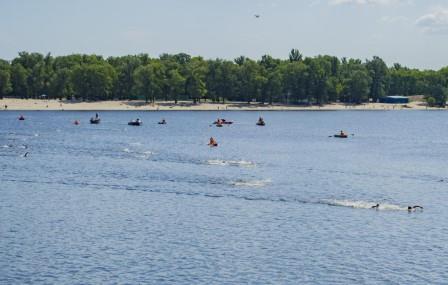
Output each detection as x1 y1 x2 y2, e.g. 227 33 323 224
0 50 447 107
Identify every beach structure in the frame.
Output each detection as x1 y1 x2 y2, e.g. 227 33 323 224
379 96 409 104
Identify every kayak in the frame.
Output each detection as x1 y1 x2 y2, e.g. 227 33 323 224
90 118 100 124
216 124 223 127
334 134 348 138
158 122 166 125
213 120 233 125
208 143 218 147
128 121 142 126
18 116 25 121
256 122 265 126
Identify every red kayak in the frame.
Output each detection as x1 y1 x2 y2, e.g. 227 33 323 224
213 119 233 125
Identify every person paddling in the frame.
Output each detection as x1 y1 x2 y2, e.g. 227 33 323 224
371 204 380 209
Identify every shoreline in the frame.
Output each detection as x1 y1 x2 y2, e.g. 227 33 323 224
0 98 443 111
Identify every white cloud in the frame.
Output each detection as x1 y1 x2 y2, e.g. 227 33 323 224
379 15 409 23
416 8 448 34
329 0 407 6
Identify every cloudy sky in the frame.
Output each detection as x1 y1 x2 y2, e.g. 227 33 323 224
1 0 447 69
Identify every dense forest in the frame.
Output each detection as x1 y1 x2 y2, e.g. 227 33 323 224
0 50 447 107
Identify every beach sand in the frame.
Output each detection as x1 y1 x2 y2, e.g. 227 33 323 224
0 98 440 111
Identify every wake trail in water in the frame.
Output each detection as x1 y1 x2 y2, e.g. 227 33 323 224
1 178 412 211
207 159 256 167
231 179 271 188
322 199 408 211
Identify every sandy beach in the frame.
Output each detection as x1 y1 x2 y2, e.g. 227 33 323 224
0 98 441 111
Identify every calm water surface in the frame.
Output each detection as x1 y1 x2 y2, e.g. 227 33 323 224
1 111 447 284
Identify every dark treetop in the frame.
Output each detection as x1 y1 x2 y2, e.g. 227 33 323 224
0 49 446 107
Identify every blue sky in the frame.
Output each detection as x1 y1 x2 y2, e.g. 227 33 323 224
1 0 448 69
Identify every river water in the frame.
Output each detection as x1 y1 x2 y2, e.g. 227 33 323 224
1 110 447 284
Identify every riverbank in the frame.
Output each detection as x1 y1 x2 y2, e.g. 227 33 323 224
0 98 441 111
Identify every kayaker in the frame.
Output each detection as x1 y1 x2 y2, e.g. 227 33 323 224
340 130 346 137
372 204 380 209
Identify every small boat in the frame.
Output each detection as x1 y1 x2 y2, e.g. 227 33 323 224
158 119 167 125
334 134 348 138
216 123 223 127
90 118 100 124
213 119 233 125
209 143 218 147
256 117 265 126
334 130 349 138
18 115 25 121
128 119 142 126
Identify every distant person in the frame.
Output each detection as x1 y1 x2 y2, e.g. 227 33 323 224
340 130 346 137
95 113 99 119
4 105 7 110
372 204 380 209
408 205 423 212
208 137 217 147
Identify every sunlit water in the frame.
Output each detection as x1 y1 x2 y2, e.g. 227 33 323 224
1 110 447 284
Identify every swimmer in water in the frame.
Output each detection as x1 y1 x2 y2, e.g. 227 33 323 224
408 205 423 212
371 204 380 209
